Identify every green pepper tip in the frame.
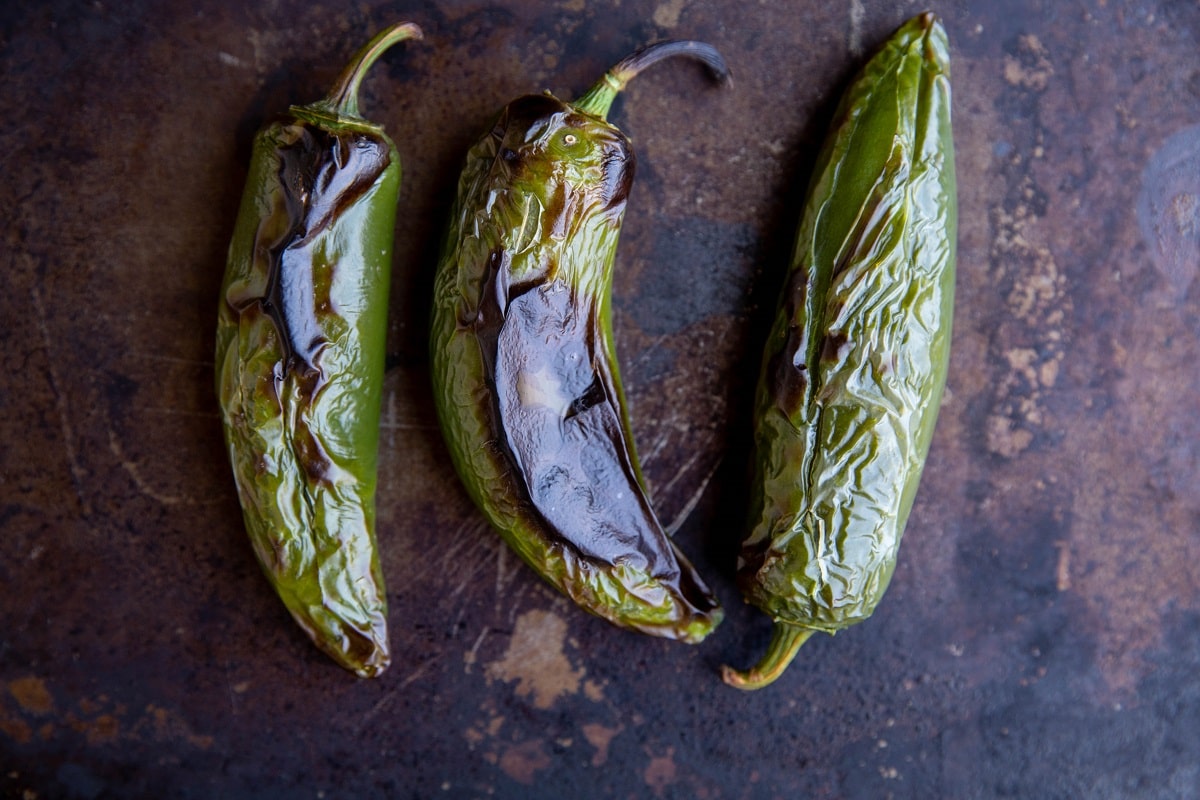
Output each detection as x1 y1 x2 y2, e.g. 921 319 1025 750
721 623 815 690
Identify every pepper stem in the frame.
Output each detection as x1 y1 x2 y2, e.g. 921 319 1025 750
721 622 815 690
573 40 730 120
316 22 423 120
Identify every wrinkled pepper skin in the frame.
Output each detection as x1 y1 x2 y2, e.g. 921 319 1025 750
215 23 421 677
724 13 956 688
431 43 728 643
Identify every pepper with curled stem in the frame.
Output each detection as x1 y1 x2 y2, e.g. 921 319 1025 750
216 23 421 677
723 13 957 688
431 41 729 642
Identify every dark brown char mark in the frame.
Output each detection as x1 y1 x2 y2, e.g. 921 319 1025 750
469 248 716 613
770 265 811 417
260 124 391 381
493 95 635 214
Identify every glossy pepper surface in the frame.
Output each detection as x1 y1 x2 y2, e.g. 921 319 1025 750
723 13 956 688
215 23 421 677
430 42 728 643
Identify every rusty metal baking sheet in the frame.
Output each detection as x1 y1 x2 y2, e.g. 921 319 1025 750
3 0 1199 797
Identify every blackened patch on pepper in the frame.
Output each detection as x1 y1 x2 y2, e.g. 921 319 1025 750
262 123 391 382
564 376 605 421
293 416 340 486
472 248 510 386
492 95 634 215
544 180 572 240
770 328 809 418
771 267 812 417
486 280 676 581
598 135 634 211
820 331 850 364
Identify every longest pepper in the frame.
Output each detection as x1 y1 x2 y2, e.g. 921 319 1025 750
431 42 728 642
215 23 421 677
724 13 957 688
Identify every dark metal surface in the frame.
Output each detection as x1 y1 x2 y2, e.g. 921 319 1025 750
2 0 1199 797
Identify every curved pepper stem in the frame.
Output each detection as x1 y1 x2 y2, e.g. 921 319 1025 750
314 22 423 120
721 622 815 690
573 40 730 120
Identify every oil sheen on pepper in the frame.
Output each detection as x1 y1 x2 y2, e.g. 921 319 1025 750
430 42 729 643
724 13 957 689
215 23 421 678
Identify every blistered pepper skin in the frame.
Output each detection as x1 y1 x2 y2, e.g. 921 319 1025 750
431 43 728 643
215 24 421 677
725 14 956 688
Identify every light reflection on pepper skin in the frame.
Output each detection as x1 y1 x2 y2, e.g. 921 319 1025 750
725 13 957 689
430 43 729 643
216 23 422 677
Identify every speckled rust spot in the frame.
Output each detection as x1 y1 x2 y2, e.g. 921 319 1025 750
0 709 33 745
582 722 623 767
8 677 53 716
644 746 678 797
70 712 120 746
498 738 552 785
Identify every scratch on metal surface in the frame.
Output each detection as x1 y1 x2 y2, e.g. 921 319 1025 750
127 351 216 367
654 444 706 500
107 426 215 506
665 458 721 535
31 286 91 517
384 391 397 450
640 428 673 468
505 583 534 623
139 407 222 419
849 0 865 56
224 660 240 718
463 626 490 673
449 557 491 600
495 542 520 597
439 517 491 574
1055 540 1071 592
352 659 435 735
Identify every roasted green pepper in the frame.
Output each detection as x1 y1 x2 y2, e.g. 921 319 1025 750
430 42 728 642
723 13 956 689
215 23 421 677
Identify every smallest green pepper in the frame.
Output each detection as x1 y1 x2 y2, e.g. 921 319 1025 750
216 23 421 677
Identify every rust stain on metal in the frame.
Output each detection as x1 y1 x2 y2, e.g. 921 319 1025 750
498 738 551 785
485 609 584 709
7 677 54 716
644 746 678 797
1003 34 1053 90
582 722 623 767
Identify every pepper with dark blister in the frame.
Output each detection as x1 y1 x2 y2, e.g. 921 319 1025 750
723 13 957 688
216 23 421 677
431 42 728 642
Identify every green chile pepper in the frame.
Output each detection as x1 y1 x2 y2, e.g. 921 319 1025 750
723 13 956 689
215 23 421 677
430 42 728 642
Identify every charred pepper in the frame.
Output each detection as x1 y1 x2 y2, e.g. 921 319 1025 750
723 13 957 688
215 23 422 677
430 42 728 642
